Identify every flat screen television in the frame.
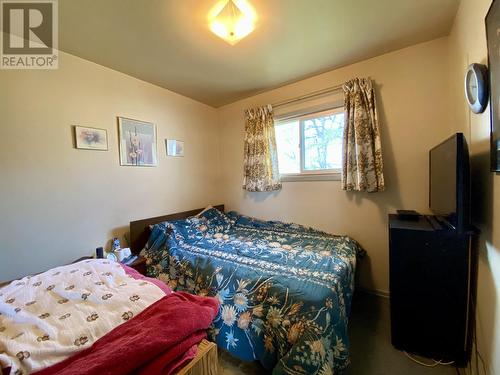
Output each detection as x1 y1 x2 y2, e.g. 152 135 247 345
429 133 470 232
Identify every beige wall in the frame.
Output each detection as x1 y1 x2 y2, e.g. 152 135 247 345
0 51 222 282
448 0 500 373
218 37 454 295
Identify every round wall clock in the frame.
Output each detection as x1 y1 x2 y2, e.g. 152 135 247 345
464 63 489 114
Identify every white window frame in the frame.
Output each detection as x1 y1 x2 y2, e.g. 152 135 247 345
275 106 343 182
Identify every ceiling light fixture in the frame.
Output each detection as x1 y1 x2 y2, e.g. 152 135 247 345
208 0 257 45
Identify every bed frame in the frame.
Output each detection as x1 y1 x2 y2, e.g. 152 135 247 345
129 205 225 255
178 339 219 375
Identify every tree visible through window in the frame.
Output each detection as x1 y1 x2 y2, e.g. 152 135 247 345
275 108 344 176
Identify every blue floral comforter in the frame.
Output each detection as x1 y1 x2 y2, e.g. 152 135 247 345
141 208 363 375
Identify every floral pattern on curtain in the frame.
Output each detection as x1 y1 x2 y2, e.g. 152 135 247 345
242 105 282 192
342 78 385 192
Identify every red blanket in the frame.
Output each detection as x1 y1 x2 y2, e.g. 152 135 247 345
34 292 219 375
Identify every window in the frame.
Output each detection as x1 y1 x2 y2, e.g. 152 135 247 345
275 107 344 181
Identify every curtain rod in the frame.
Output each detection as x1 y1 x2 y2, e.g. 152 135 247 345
271 84 344 109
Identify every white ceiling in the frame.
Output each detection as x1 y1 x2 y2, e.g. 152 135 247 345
59 0 460 107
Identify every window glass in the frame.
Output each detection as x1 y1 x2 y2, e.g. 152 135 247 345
275 120 300 174
274 109 344 175
303 113 344 171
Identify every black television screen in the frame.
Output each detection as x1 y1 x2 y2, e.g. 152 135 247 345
429 133 470 232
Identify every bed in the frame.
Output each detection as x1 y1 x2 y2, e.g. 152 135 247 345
133 205 363 375
0 258 219 375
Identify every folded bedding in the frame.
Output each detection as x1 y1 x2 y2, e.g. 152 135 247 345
34 292 219 375
0 259 218 375
141 207 364 375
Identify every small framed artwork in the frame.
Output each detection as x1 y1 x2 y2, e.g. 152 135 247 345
118 117 157 166
486 0 500 171
74 126 108 150
166 139 184 157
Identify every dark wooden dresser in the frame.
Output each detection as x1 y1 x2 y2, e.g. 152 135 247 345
388 214 476 366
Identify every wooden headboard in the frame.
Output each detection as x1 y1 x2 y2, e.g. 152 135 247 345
129 205 225 255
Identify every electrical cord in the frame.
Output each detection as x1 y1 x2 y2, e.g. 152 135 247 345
403 351 455 367
403 251 490 375
404 318 487 375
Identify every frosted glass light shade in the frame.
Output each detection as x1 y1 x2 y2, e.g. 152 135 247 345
208 0 256 45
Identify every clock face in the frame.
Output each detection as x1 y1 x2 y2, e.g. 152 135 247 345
464 63 488 114
466 69 478 103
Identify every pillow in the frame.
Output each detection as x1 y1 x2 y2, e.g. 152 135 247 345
196 205 215 216
228 210 330 235
227 211 269 229
145 223 168 251
190 206 233 233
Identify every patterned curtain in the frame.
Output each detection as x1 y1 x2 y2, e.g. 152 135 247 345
243 105 282 192
342 78 385 192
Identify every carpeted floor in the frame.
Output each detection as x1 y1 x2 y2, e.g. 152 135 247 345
219 292 457 375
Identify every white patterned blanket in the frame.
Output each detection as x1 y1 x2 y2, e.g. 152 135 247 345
0 259 166 375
